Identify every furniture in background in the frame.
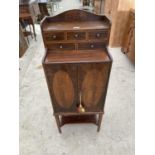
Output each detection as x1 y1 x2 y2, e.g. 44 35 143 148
121 9 135 64
102 0 135 47
46 0 57 15
38 0 49 19
19 1 37 40
19 0 40 22
19 0 50 22
19 24 28 57
19 12 37 41
41 9 112 133
102 0 117 20
94 0 102 14
82 0 94 12
83 0 90 6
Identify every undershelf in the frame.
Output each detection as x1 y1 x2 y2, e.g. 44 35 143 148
60 114 98 126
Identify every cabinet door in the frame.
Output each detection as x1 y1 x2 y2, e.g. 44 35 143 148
44 64 77 113
78 63 111 112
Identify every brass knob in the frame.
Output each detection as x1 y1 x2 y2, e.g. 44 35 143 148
90 44 94 48
52 35 56 39
59 45 63 49
96 33 100 37
74 34 79 38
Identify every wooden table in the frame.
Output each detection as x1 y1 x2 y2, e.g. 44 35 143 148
19 13 36 40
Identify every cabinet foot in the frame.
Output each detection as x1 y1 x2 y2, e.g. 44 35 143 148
55 115 62 133
97 113 103 132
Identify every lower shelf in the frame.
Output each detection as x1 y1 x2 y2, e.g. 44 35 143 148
60 114 98 126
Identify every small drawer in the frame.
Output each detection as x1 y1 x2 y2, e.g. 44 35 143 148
67 32 86 40
48 43 75 51
45 32 64 41
88 30 109 40
78 42 105 50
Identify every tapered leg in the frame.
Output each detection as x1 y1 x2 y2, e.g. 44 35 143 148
32 23 36 40
26 36 29 44
97 113 103 132
31 17 36 41
29 24 33 39
55 115 62 133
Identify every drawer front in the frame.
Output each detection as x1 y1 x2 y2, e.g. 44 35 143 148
78 42 105 50
67 32 86 40
88 30 109 40
48 43 75 51
45 32 64 42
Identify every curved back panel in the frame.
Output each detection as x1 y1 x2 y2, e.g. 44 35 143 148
41 9 111 26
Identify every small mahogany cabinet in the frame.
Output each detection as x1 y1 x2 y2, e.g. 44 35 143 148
41 9 112 133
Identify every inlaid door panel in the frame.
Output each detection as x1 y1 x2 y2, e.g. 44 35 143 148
78 63 111 112
44 64 77 113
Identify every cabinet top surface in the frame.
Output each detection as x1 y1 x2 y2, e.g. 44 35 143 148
43 21 109 32
41 9 111 32
44 50 111 64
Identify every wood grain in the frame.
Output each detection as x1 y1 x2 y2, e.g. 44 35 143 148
53 70 74 108
79 63 110 111
122 9 135 64
103 0 135 47
45 50 110 64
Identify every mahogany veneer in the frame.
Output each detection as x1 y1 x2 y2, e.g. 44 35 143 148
41 9 112 133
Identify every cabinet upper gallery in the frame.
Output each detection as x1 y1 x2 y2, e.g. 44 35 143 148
41 9 113 114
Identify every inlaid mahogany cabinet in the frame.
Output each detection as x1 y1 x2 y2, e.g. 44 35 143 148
41 9 112 133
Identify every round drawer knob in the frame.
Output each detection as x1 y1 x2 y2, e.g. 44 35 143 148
59 45 63 49
74 34 79 38
52 35 56 39
96 33 100 37
90 44 94 48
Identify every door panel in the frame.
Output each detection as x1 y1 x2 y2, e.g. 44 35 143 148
44 64 77 113
78 63 111 111
81 69 104 107
53 70 74 108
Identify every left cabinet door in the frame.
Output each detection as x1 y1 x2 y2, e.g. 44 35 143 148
44 64 77 113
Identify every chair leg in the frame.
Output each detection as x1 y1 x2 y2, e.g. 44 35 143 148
97 113 103 132
26 36 29 44
55 115 62 133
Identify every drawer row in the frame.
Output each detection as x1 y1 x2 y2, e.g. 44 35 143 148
44 30 109 42
47 42 106 51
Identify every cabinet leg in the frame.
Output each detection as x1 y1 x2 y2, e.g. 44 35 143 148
55 115 62 133
97 113 103 132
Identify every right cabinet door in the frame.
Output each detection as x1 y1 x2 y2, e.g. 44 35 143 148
78 63 111 112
